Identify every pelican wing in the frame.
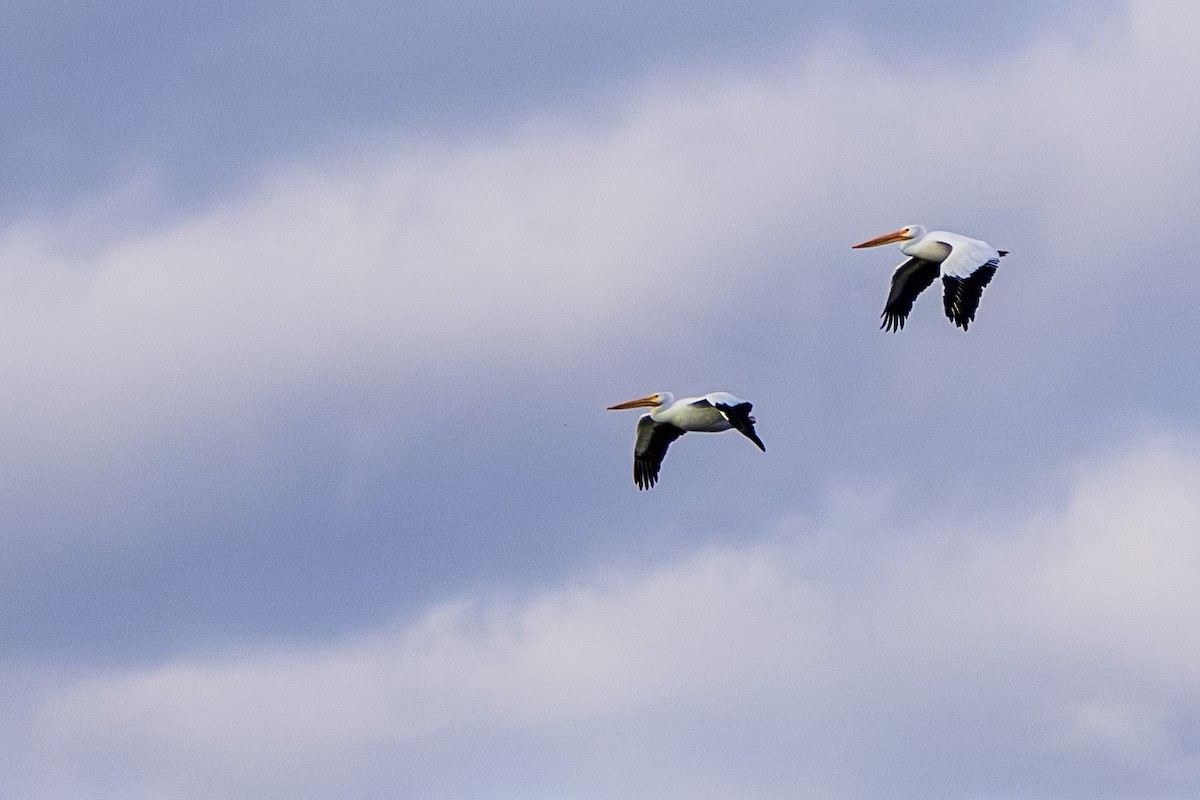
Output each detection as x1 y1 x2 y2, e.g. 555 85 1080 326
633 415 686 490
712 401 766 452
942 263 998 330
881 257 941 332
938 235 999 279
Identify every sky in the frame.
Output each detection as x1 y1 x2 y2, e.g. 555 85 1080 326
2 0 1199 797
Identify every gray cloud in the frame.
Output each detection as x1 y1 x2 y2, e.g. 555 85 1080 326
19 437 1200 799
2 2 1200 795
0 0 1115 224
2 0 1198 659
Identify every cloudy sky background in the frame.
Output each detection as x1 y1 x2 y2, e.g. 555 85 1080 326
3 1 1200 797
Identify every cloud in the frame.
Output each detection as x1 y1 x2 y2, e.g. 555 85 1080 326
2 0 1196 451
8 2 1198 396
1 0 1198 686
7 6 1200 795
2 0 1091 225
23 436 1200 799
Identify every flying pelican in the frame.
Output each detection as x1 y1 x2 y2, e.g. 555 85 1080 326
852 225 1008 331
607 391 765 490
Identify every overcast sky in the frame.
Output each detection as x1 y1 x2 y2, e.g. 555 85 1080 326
3 1 1199 798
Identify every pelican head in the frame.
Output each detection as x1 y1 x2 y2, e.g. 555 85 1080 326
607 391 673 411
852 224 926 249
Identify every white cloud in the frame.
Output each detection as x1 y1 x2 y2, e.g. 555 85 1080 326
3 0 1198 442
9 4 1200 794
25 436 1200 799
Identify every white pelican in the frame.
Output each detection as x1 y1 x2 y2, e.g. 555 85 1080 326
607 391 765 490
852 225 1008 331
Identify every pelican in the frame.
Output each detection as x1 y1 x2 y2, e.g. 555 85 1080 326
853 225 1008 331
607 391 765 490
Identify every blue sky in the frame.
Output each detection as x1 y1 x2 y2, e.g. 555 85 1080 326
3 1 1199 798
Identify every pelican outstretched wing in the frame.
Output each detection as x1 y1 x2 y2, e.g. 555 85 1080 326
711 401 766 452
632 415 686 490
942 261 999 330
881 257 941 332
